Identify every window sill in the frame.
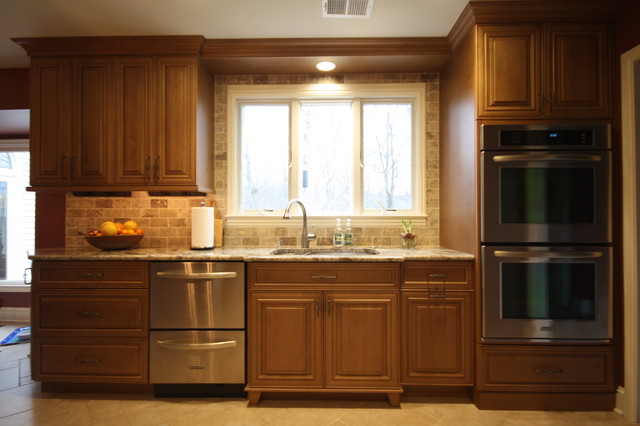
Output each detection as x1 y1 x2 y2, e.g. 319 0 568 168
0 284 31 293
226 215 428 228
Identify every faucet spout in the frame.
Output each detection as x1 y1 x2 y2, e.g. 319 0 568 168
283 199 316 248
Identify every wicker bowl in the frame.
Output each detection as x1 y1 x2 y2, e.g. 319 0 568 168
84 235 143 250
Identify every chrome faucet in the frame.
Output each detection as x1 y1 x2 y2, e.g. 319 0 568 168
283 199 316 248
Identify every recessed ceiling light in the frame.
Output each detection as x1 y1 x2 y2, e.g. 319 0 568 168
316 61 336 72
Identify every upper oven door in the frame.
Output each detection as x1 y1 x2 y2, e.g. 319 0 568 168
481 150 611 244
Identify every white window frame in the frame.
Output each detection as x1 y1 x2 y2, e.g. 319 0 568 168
227 83 427 227
0 139 33 291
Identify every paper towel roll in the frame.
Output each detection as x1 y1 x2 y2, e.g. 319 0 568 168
191 206 214 249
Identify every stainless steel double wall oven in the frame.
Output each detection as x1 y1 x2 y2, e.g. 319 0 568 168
481 124 612 341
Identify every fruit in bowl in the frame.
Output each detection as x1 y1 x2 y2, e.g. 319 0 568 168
84 221 145 250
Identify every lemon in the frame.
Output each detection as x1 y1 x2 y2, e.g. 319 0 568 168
124 220 138 230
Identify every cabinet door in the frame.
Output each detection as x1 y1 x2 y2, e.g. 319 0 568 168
545 23 611 118
249 291 323 387
325 292 399 388
113 57 154 185
477 25 542 118
70 58 113 184
30 58 71 185
401 291 472 385
155 57 197 186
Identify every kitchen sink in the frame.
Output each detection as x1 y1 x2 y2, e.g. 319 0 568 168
269 247 380 256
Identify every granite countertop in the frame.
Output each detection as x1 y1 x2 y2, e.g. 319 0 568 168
28 246 474 262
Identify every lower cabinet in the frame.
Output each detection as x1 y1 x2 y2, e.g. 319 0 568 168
401 291 473 385
31 261 149 384
246 262 402 406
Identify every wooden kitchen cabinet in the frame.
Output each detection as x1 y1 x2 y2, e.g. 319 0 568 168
30 260 149 384
20 36 214 193
477 22 611 119
247 262 402 406
401 261 474 386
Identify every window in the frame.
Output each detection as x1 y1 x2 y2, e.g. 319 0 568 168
0 141 34 285
228 83 426 221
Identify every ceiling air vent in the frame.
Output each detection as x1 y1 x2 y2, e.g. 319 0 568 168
322 0 374 18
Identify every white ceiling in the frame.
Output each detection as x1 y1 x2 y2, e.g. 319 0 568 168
0 0 469 68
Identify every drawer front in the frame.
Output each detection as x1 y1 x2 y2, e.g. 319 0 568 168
479 346 615 392
33 290 148 334
33 261 148 288
249 262 399 289
402 261 473 290
32 337 148 383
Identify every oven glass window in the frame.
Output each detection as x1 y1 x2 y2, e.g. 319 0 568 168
501 263 595 320
500 168 594 224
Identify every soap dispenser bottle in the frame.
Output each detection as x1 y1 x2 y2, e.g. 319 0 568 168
344 219 354 246
333 218 344 247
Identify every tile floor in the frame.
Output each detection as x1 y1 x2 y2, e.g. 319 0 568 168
0 325 635 425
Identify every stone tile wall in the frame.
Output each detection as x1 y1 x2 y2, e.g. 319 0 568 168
66 73 440 249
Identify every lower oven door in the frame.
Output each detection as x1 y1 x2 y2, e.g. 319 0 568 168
482 246 612 341
150 330 245 384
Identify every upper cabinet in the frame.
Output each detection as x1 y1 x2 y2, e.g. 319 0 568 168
477 22 611 119
17 36 214 193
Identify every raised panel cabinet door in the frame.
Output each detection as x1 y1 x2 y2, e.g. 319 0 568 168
70 57 113 184
29 58 71 185
401 291 472 385
155 56 197 185
545 23 611 118
249 291 323 387
325 292 399 388
477 25 542 118
113 57 154 185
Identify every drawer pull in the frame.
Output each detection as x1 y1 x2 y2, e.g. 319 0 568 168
428 274 446 279
156 339 237 350
533 367 564 375
78 273 104 279
429 294 447 298
76 311 102 318
310 275 337 280
75 358 102 364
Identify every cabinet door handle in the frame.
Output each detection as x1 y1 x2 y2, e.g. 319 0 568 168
539 91 545 112
310 275 337 280
74 358 102 364
69 156 76 180
76 311 102 318
327 299 331 314
315 299 320 314
533 367 564 375
77 273 104 279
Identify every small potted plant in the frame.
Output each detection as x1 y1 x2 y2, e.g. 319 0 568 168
401 219 417 249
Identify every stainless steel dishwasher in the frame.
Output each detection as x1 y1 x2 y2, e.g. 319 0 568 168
149 261 245 397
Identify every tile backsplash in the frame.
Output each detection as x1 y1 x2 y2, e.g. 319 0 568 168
66 72 440 249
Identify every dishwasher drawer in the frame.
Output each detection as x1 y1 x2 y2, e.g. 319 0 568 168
150 330 245 384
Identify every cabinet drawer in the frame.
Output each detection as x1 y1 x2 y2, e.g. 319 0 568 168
33 261 148 288
249 262 399 289
402 261 473 290
478 346 614 392
33 289 148 334
32 337 148 383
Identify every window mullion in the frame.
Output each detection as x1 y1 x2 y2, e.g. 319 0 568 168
352 98 363 215
289 99 300 202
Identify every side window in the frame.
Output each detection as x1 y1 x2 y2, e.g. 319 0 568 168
0 151 34 282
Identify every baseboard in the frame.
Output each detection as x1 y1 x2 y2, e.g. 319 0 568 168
0 307 30 323
615 386 625 416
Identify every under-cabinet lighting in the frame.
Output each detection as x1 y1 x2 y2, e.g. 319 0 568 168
316 61 336 71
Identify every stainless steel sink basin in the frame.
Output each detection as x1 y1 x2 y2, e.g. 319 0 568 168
269 247 380 256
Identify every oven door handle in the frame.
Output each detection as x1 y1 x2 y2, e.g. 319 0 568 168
156 340 238 350
155 271 237 280
492 153 603 163
494 250 603 259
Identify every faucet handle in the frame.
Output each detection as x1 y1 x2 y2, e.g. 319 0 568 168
308 225 317 242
